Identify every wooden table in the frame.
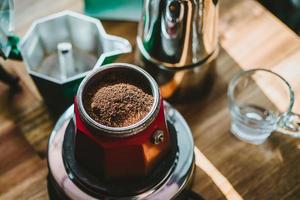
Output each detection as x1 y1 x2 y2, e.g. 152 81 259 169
1 0 300 199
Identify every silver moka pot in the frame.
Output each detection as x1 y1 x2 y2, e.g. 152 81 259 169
137 0 219 100
0 0 132 114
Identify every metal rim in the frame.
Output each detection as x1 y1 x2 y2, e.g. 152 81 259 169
19 11 132 84
76 63 161 137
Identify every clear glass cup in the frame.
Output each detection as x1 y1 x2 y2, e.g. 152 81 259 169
228 69 300 144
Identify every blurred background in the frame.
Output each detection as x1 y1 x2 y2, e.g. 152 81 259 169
261 0 300 35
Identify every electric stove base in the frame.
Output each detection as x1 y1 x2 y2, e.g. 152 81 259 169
47 102 197 200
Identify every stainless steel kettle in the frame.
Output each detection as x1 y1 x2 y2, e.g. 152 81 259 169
137 0 219 100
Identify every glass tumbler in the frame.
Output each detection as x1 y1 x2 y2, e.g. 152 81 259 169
228 69 300 144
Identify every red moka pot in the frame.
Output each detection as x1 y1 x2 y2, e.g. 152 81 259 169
74 63 171 180
47 63 196 199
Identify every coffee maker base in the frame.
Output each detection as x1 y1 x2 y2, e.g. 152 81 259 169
47 102 195 200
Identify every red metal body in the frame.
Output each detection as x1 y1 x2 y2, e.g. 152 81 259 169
74 97 171 180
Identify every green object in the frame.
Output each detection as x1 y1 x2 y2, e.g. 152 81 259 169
7 35 22 60
84 0 143 21
0 0 22 60
0 35 21 60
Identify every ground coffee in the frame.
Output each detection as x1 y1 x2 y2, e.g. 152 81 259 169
86 81 154 127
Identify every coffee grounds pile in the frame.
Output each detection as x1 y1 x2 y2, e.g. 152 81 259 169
87 82 154 127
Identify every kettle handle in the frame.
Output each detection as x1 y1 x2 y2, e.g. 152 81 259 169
104 35 132 55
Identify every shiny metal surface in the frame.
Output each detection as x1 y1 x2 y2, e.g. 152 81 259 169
137 0 219 69
140 59 216 100
20 11 131 84
48 102 194 200
19 11 131 113
57 42 75 80
77 63 161 137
